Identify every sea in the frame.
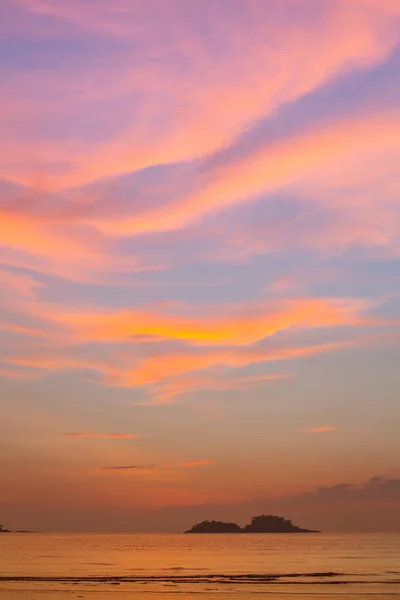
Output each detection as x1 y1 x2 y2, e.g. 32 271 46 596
0 533 399 599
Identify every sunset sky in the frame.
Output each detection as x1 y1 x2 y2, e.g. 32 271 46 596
1 0 400 533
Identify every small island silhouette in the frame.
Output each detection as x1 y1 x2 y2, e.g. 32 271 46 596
0 523 36 533
185 514 319 534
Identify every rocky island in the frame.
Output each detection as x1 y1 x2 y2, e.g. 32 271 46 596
185 520 243 533
185 514 319 533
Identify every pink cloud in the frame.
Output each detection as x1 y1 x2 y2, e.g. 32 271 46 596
2 0 399 189
0 338 340 391
3 329 398 402
89 111 400 238
0 0 398 295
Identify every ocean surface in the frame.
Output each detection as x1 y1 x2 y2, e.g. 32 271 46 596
0 533 399 599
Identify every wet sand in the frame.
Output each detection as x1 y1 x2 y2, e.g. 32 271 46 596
2 534 400 599
2 579 400 600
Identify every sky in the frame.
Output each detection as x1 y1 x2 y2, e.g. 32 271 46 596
0 0 400 533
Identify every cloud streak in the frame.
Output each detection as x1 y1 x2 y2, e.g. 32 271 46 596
183 460 213 468
100 465 152 471
57 297 367 346
3 0 400 189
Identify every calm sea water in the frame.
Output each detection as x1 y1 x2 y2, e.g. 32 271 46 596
0 533 399 599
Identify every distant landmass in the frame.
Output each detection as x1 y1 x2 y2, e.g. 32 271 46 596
0 523 36 533
186 520 243 533
185 514 319 534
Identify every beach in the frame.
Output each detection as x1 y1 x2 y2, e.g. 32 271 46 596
1 533 400 599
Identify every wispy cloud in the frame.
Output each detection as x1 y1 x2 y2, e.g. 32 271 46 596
87 112 400 239
57 297 366 346
100 461 213 471
183 460 213 468
3 0 400 189
148 372 292 404
100 465 152 471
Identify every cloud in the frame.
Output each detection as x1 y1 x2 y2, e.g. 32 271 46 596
56 297 366 346
101 461 212 471
98 461 213 480
122 339 359 398
145 372 292 404
63 432 140 439
3 105 396 291
84 111 400 239
1 0 399 192
100 465 152 471
297 427 338 433
289 476 400 508
156 475 400 533
0 333 372 394
0 179 165 284
2 329 397 404
214 373 293 391
98 464 184 484
1 0 399 290
0 1 397 301
4 356 114 379
0 365 39 381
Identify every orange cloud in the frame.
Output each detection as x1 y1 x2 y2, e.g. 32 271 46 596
183 460 213 468
57 297 364 346
0 181 164 284
100 465 151 471
0 213 89 261
99 460 212 473
298 427 338 433
2 336 355 389
5 331 396 395
145 372 292 404
63 433 140 439
119 338 359 390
